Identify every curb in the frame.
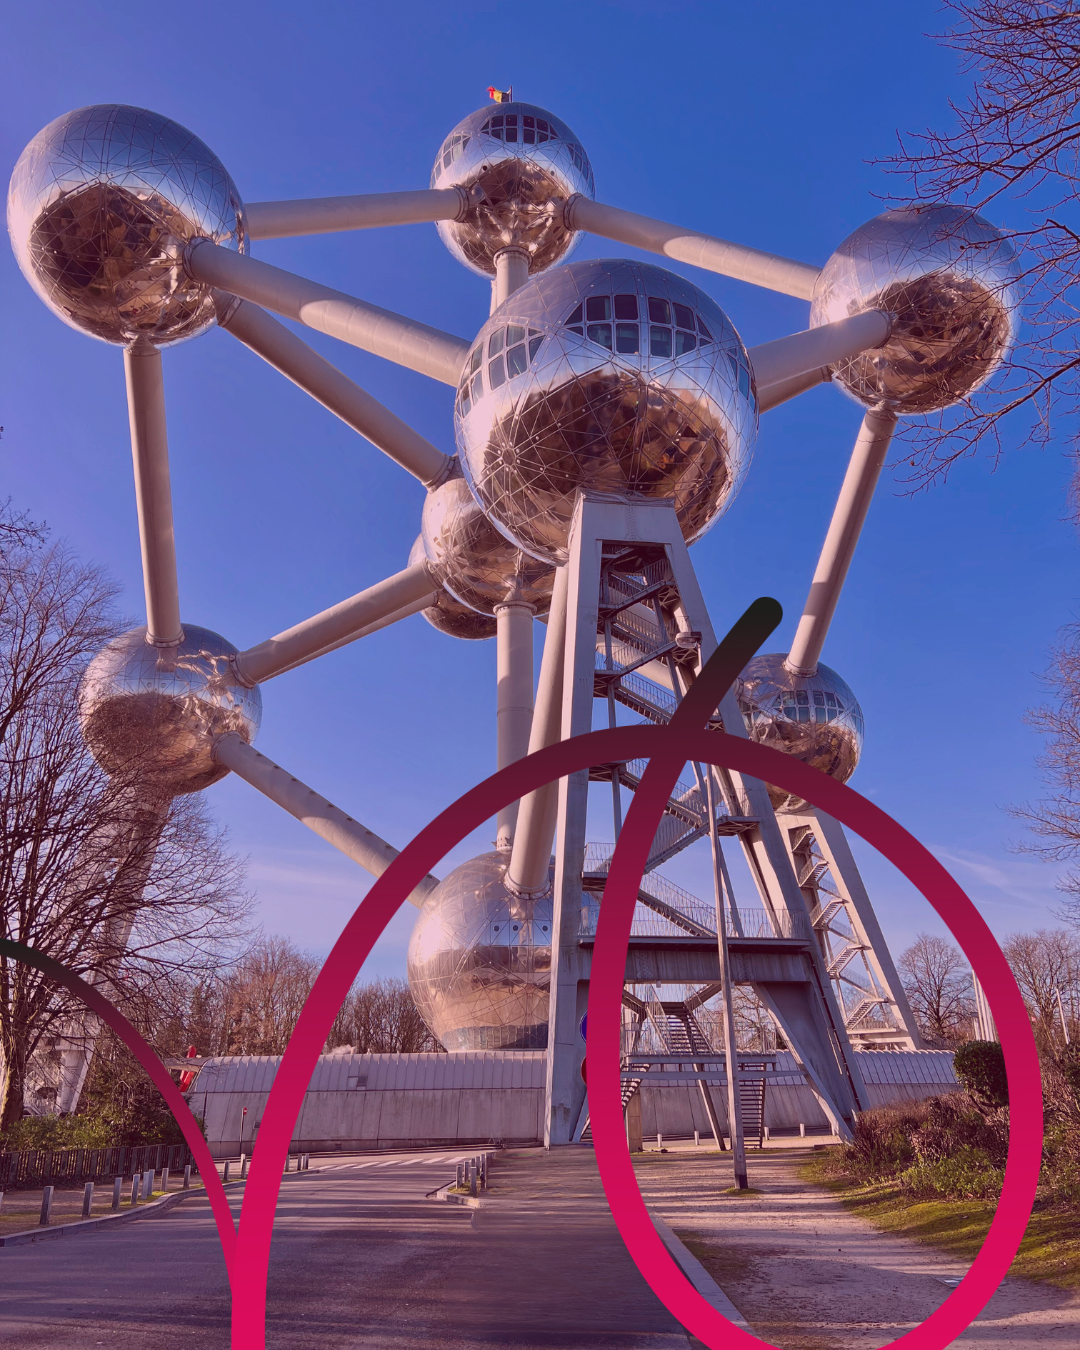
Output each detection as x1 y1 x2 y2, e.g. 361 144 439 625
427 1183 490 1208
0 1165 324 1248
651 1214 751 1330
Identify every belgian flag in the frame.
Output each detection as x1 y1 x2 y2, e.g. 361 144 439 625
487 86 513 103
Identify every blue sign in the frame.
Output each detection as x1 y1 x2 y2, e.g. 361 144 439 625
579 1013 587 1043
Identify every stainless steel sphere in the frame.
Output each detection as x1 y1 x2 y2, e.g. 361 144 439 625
8 105 246 346
407 851 554 1051
456 258 757 565
421 470 554 615
408 535 497 640
736 655 864 813
431 101 594 278
79 625 261 793
810 205 1017 415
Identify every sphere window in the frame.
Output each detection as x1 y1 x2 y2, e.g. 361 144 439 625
697 315 713 341
469 345 483 375
507 324 526 345
528 334 543 360
585 296 611 322
648 297 671 325
615 322 639 354
673 303 695 331
738 366 752 400
489 328 506 357
587 323 612 349
674 330 697 356
489 354 506 388
614 294 638 321
650 325 673 358
506 342 528 376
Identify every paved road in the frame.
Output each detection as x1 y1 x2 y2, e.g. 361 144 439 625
0 1148 689 1349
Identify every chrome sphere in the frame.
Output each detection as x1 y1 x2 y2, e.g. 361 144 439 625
79 625 261 793
8 105 246 346
431 101 594 278
736 655 864 813
407 851 554 1051
810 205 1017 415
408 535 497 640
456 259 757 565
421 471 554 615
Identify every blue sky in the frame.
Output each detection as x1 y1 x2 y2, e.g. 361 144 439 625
3 1 1076 978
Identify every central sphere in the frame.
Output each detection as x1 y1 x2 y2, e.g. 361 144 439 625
408 535 497 639
736 654 864 813
455 259 758 565
407 851 554 1051
7 105 246 346
421 471 554 614
810 205 1017 415
79 625 261 794
431 101 594 278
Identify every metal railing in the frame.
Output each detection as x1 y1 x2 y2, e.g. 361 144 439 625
0 1142 193 1191
579 899 808 941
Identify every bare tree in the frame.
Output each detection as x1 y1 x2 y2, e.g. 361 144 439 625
327 977 443 1054
0 508 252 1131
898 933 975 1045
878 2 1080 488
217 937 322 1056
1002 928 1080 1047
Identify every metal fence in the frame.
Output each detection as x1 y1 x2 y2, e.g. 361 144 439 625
0 1141 193 1190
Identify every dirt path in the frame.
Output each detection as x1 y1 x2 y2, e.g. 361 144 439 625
633 1148 1080 1349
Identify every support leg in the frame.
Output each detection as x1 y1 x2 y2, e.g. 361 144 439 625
495 603 535 850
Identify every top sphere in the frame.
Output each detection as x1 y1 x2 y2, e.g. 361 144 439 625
736 654 863 813
455 258 758 565
430 102 594 278
79 624 261 794
810 205 1017 415
8 105 246 346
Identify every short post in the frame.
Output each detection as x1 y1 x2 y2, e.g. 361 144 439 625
240 1153 248 1180
112 1177 123 1210
161 1167 170 1193
183 1165 192 1190
694 1130 700 1147
39 1186 54 1226
480 1154 488 1188
142 1170 153 1200
469 1161 478 1198
0 1191 4 1212
764 1126 770 1143
657 1132 663 1151
303 1154 310 1170
82 1181 94 1217
799 1122 806 1138
223 1160 232 1182
130 1175 140 1207
456 1162 464 1190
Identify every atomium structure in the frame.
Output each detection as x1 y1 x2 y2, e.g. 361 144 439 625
9 98 1017 1153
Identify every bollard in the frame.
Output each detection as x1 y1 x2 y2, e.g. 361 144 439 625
130 1175 139 1207
142 1170 153 1200
799 1122 806 1138
694 1130 700 1147
161 1167 170 1194
240 1153 248 1180
479 1154 488 1188
183 1164 192 1189
223 1160 232 1182
0 1191 4 1212
456 1162 464 1190
112 1177 122 1210
764 1126 770 1142
39 1185 54 1226
303 1154 309 1170
657 1132 663 1151
82 1181 94 1217
469 1162 478 1198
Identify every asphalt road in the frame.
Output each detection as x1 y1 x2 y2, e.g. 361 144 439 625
0 1148 690 1349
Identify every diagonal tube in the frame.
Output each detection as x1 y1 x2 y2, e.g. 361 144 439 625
186 241 471 386
565 196 821 300
233 562 437 686
506 565 570 895
212 733 438 908
245 188 465 241
786 408 898 676
217 298 454 487
747 311 891 391
268 594 436 680
757 365 832 414
124 342 183 646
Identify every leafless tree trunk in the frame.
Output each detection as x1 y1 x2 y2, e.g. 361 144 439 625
0 507 251 1131
1001 928 1080 1048
898 933 976 1045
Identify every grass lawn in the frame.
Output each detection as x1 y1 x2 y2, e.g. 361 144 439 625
801 1152 1080 1289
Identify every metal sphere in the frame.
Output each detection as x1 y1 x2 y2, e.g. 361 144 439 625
79 625 261 794
736 655 864 813
408 535 497 640
407 850 554 1051
431 101 594 278
8 105 246 347
455 258 757 565
421 470 554 615
810 205 1017 415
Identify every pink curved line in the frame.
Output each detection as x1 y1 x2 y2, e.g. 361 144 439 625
225 724 1041 1350
0 939 237 1275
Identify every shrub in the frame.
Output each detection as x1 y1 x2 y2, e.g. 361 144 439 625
900 1145 1005 1201
911 1093 1008 1168
1 1114 113 1151
953 1041 1009 1109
